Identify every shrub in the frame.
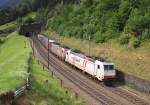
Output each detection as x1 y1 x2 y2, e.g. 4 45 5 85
119 35 130 45
132 38 141 48
24 17 35 24
94 31 106 43
0 37 5 44
0 39 3 44
141 29 150 41
57 24 66 35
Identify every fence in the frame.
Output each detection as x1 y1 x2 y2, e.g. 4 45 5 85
36 58 81 101
0 74 31 104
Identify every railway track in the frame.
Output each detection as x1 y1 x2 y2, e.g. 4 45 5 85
104 87 150 105
50 53 150 105
49 56 116 105
31 37 150 105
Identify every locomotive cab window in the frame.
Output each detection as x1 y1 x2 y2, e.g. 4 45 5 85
104 65 114 71
97 65 100 69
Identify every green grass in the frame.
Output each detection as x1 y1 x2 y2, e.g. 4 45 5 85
45 30 150 81
0 32 31 94
0 21 17 31
23 12 37 20
16 57 84 105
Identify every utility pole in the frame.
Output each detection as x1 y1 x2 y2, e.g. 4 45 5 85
32 33 35 57
88 34 91 56
48 38 49 69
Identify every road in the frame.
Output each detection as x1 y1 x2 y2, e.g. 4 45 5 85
30 36 150 105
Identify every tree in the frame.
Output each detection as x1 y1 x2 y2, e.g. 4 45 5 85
24 17 35 24
16 17 23 28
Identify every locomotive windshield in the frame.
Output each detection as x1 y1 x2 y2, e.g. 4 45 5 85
104 65 114 71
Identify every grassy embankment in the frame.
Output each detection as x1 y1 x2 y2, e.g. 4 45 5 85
0 32 31 94
0 21 84 104
16 57 84 105
46 31 150 81
0 21 17 31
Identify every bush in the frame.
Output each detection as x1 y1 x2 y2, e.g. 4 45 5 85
24 17 35 24
0 37 5 44
141 29 150 41
132 38 141 48
0 39 3 44
57 24 66 35
119 35 129 45
94 31 106 43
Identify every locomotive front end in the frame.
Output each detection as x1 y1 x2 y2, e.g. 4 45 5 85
103 63 116 80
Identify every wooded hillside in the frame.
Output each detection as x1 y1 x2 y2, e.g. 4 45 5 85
0 0 149 47
48 0 150 47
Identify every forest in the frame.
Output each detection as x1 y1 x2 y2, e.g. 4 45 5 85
48 0 150 48
0 0 61 25
0 0 149 47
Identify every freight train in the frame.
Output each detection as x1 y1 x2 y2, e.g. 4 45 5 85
38 34 116 83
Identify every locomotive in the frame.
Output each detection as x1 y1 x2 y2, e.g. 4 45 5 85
37 34 116 83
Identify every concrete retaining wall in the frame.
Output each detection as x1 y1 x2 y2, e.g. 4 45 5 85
116 70 150 94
